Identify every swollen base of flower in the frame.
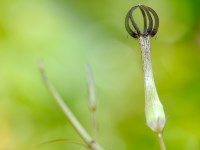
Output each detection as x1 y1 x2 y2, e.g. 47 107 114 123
145 101 166 133
144 86 166 133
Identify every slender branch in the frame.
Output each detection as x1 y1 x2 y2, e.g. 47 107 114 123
157 133 166 150
85 64 97 140
38 61 104 150
91 112 97 140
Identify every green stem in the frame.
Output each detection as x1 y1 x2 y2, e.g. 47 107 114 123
158 133 166 150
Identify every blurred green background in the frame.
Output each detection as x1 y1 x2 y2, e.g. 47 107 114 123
0 0 200 149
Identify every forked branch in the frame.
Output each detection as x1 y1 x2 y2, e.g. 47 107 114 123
38 61 104 150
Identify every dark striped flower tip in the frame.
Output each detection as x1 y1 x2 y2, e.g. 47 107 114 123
125 4 159 39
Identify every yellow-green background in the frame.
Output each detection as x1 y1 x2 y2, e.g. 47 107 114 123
0 0 200 149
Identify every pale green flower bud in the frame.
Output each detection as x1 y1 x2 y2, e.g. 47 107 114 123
139 36 166 133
